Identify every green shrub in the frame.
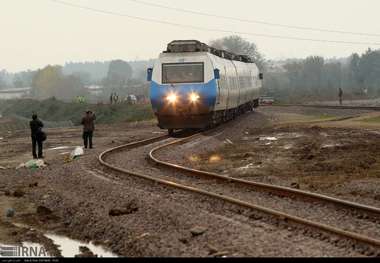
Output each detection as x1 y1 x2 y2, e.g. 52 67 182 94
1 98 154 125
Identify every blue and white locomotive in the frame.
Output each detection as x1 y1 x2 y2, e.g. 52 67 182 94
147 40 263 135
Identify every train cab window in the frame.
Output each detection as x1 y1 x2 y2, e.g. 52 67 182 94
162 62 204 84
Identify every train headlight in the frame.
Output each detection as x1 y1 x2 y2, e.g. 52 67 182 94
189 92 200 103
166 93 178 104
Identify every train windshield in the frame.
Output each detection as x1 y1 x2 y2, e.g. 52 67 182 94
162 63 204 84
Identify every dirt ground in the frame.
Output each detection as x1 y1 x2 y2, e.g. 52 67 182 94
0 120 163 257
0 106 380 257
184 107 380 207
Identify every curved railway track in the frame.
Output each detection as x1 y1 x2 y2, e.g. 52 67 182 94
272 104 380 111
149 134 380 218
147 134 380 249
98 131 380 256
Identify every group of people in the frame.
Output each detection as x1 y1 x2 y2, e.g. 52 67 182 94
109 92 119 104
30 110 96 159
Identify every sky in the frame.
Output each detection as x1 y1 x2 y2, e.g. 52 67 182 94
1 0 380 72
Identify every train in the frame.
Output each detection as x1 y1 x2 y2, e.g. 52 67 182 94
147 40 263 135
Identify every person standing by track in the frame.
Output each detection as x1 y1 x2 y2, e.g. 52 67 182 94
30 114 45 159
110 93 114 105
81 110 96 149
338 88 343 105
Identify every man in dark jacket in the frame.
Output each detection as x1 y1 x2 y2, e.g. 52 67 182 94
30 114 44 159
338 88 343 105
81 110 96 149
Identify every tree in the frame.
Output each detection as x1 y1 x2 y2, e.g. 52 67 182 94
280 57 328 101
284 61 303 94
249 48 380 103
32 65 86 101
32 65 63 99
12 70 36 88
13 76 24 88
63 61 110 82
57 75 87 101
209 35 265 70
105 60 133 90
322 62 342 97
0 70 11 89
357 49 380 96
303 56 324 97
0 76 5 89
71 71 91 85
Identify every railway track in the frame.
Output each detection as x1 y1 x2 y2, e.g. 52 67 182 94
272 104 380 111
99 130 380 256
149 134 380 218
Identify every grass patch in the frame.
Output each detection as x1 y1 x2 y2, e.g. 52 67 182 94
313 114 335 120
0 98 154 125
356 116 380 123
278 113 337 124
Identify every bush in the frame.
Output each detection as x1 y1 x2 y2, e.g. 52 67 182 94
0 98 154 125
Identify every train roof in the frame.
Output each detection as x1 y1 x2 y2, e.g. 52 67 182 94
163 40 254 63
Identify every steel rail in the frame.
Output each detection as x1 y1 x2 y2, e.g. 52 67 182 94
100 134 169 156
149 134 380 217
99 135 380 252
270 104 380 111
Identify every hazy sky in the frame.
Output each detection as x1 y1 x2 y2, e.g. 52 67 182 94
1 0 380 72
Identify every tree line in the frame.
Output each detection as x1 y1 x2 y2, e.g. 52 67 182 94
264 49 380 103
29 60 150 102
0 59 152 102
1 35 380 103
208 36 380 103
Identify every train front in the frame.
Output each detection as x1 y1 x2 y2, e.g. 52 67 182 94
148 53 217 133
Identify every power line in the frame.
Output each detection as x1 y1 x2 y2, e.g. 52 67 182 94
48 0 380 46
127 0 380 38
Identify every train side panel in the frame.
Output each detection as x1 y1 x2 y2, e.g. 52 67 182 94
209 54 261 112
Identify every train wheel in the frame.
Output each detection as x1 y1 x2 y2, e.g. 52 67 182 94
168 129 174 136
